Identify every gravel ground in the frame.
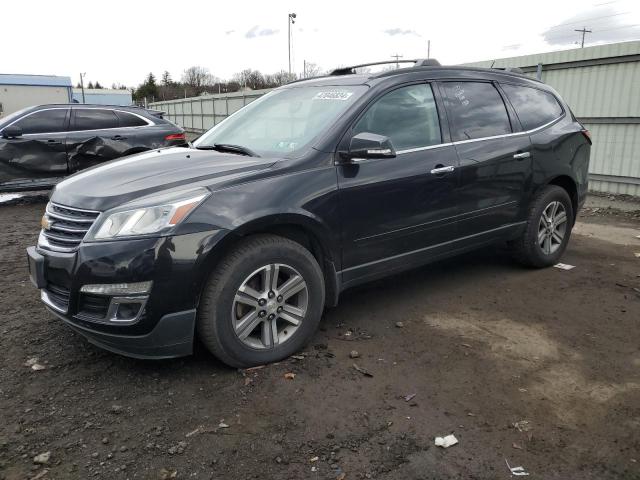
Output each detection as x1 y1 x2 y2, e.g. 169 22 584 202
0 199 639 480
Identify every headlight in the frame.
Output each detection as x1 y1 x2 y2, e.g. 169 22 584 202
88 188 209 240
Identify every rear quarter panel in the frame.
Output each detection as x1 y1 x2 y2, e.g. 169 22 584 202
529 116 590 210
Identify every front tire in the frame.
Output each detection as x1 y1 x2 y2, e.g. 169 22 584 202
197 234 325 368
510 185 574 268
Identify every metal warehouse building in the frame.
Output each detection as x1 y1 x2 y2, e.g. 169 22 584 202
72 88 133 106
463 40 640 196
0 74 72 119
150 40 640 196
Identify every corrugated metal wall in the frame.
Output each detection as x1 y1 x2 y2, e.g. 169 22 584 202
150 41 640 196
463 41 640 196
150 90 269 132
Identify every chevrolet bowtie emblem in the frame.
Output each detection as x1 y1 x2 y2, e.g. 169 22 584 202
41 215 52 230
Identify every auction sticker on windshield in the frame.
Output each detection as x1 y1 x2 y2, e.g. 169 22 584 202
313 91 354 101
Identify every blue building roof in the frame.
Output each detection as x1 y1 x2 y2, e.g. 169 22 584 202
0 74 72 87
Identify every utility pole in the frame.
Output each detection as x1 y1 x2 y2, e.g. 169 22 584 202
303 60 307 78
574 27 592 48
391 53 403 69
427 40 431 59
288 13 297 76
79 72 86 103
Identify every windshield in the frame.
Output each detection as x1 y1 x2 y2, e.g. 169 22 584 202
194 85 367 157
0 107 32 129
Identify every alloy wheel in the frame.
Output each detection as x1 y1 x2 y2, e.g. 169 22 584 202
231 263 308 349
538 201 568 255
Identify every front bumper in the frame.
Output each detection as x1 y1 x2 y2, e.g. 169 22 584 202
27 228 227 359
47 306 197 359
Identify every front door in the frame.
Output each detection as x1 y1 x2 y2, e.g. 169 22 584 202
337 83 459 285
67 108 126 172
0 108 69 189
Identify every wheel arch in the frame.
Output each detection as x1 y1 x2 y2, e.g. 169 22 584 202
197 213 341 309
544 175 578 224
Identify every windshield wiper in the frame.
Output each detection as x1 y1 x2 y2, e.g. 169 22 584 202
195 143 259 157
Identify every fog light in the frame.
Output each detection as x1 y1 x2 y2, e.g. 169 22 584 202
80 281 152 296
115 302 142 321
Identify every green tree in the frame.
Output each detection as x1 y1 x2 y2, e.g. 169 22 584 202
133 72 158 101
161 70 173 86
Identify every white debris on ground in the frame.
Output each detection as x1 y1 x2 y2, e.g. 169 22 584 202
505 458 530 476
0 193 24 204
434 434 458 448
554 263 576 270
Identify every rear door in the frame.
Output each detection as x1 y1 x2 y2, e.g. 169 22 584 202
0 108 70 188
337 82 460 285
440 81 532 236
67 108 127 172
114 109 156 148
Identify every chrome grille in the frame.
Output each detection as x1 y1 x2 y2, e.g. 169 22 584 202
39 202 100 252
42 283 71 313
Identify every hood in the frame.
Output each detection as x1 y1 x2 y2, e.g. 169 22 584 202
51 147 276 211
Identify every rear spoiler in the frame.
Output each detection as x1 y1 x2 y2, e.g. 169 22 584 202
145 109 165 119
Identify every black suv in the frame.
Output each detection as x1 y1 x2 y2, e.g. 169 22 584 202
1 104 186 192
27 60 591 367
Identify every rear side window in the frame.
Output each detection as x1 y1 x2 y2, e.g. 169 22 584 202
442 82 511 141
501 84 563 130
115 111 149 127
354 83 441 151
13 109 68 134
73 109 119 131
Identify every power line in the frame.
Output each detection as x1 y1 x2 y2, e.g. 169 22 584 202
544 23 640 41
546 11 630 30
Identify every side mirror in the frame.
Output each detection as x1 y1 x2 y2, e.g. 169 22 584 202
343 132 396 162
2 125 23 139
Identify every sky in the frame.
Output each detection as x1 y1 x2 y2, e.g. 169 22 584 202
4 0 640 88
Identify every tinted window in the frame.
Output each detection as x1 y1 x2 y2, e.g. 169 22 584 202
354 84 441 151
115 111 148 127
501 84 563 130
74 109 119 131
442 82 511 141
13 109 68 134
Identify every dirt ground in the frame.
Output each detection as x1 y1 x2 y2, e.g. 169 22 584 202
1 197 639 480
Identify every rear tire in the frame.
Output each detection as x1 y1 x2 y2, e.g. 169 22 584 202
510 185 574 268
197 234 325 368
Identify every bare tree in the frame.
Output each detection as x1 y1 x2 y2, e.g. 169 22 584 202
264 70 297 87
303 62 322 78
232 69 267 90
182 66 215 90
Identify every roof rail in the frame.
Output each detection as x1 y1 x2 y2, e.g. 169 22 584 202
330 58 441 76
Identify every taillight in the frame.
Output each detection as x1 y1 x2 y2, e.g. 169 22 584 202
165 133 186 142
581 129 592 145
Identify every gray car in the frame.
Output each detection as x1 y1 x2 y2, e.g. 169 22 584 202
0 104 186 192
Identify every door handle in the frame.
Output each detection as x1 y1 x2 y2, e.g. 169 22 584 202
430 165 455 175
111 135 127 140
513 152 531 159
46 139 62 145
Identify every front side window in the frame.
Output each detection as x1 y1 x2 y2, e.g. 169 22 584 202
442 82 511 141
501 84 563 130
13 109 68 134
353 83 441 151
73 109 119 131
194 85 367 157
